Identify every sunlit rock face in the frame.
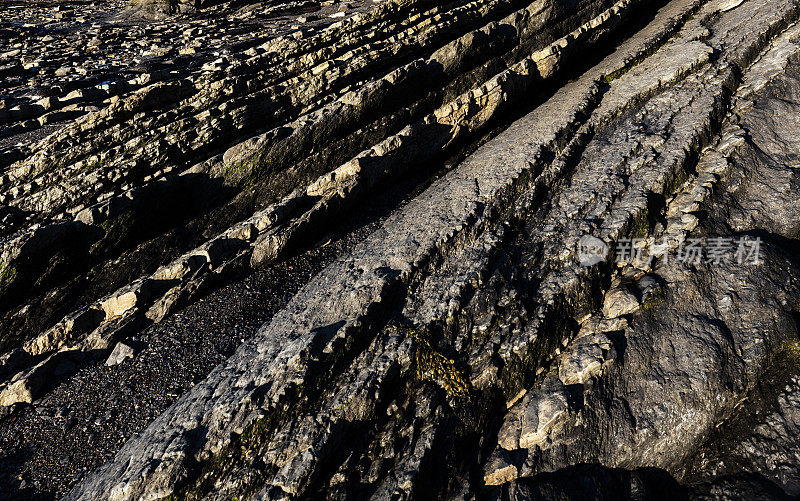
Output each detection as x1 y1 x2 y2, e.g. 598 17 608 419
2 0 800 499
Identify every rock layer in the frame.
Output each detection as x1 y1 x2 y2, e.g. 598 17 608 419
2 0 800 498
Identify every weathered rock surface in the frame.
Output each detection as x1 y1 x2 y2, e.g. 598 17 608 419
104 341 135 366
2 0 800 498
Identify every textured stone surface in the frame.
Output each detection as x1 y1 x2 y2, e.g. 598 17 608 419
104 342 135 366
2 0 800 498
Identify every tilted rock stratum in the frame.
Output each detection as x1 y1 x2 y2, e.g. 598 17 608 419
2 0 800 498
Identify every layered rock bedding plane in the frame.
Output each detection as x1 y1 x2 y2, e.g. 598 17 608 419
2 0 800 497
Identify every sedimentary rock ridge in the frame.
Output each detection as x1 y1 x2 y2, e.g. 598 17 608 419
1 0 642 406
2 0 800 498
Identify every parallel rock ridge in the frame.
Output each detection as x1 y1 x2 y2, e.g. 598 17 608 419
1 0 800 498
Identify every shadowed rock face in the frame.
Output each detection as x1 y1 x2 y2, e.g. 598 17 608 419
125 0 196 18
123 0 244 18
2 0 800 498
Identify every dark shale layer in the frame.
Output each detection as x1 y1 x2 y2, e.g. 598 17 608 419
2 0 800 499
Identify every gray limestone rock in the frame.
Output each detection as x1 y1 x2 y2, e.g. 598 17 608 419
2 0 800 499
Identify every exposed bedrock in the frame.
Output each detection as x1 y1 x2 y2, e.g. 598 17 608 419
1 0 654 405
0 0 626 353
2 0 800 498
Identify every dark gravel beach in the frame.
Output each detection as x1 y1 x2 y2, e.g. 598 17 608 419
0 219 376 499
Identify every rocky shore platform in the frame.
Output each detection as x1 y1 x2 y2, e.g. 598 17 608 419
2 0 800 499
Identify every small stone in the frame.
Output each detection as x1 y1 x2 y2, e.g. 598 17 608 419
602 286 640 318
717 0 745 12
483 449 519 485
105 341 135 366
36 96 60 111
558 332 614 385
94 409 114 426
518 389 569 449
0 379 35 406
